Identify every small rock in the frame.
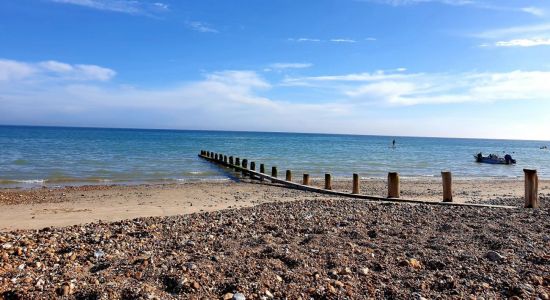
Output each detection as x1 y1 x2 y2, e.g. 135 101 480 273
275 275 283 282
223 293 234 300
192 281 200 290
232 292 246 300
341 267 352 275
265 290 274 298
531 274 543 286
359 267 369 275
59 283 70 296
409 258 422 269
485 251 505 262
367 230 377 238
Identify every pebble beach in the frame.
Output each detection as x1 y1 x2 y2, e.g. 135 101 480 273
0 179 549 299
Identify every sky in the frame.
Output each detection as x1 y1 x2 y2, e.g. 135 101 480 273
1 0 550 140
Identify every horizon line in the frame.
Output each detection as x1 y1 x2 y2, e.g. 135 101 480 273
1 124 549 143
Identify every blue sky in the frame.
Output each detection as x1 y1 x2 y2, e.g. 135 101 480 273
1 0 550 140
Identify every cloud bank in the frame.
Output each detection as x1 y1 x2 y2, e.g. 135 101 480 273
1 58 550 139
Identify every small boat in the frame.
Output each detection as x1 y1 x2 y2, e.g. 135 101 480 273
474 153 516 165
541 146 548 150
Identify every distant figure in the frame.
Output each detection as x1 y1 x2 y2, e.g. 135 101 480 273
392 139 396 148
504 154 514 164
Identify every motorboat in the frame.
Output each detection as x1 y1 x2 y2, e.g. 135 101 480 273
474 153 516 165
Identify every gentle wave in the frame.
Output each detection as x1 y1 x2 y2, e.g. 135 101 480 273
1 125 549 188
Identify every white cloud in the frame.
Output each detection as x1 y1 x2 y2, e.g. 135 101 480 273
283 70 414 84
0 59 115 82
269 63 313 70
365 37 377 41
330 38 357 43
364 0 474 6
474 22 550 39
289 38 322 42
2 58 550 139
186 21 218 33
0 60 36 81
50 0 169 15
284 69 550 106
363 0 546 17
522 6 545 17
494 38 550 47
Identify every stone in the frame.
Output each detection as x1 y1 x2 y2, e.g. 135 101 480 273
359 267 369 275
265 290 274 298
367 230 377 238
531 275 543 286
232 292 246 300
192 281 200 290
485 251 505 262
409 258 422 269
59 283 70 296
223 293 234 300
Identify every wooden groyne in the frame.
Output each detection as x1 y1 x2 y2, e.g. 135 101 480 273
198 150 540 209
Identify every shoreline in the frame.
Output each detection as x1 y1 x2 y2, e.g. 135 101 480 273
0 178 548 232
0 174 542 190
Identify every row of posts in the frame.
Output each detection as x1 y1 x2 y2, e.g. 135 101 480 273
200 151 540 208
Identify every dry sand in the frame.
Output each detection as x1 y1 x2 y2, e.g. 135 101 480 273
0 178 548 231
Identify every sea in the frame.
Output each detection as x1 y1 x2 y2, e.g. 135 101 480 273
1 125 549 188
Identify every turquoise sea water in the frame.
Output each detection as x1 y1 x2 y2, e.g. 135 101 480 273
1 125 549 188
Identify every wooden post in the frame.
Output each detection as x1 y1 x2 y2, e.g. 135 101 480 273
260 164 265 173
235 157 240 167
241 159 248 177
388 172 400 198
352 173 359 194
524 169 539 208
325 174 332 190
250 162 256 171
229 156 234 165
286 170 292 181
441 171 453 202
206 151 210 157
303 174 310 185
215 153 218 160
219 154 223 162
272 166 277 178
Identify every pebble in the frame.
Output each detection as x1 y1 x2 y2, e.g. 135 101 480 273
485 251 505 262
0 197 546 299
232 292 246 300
